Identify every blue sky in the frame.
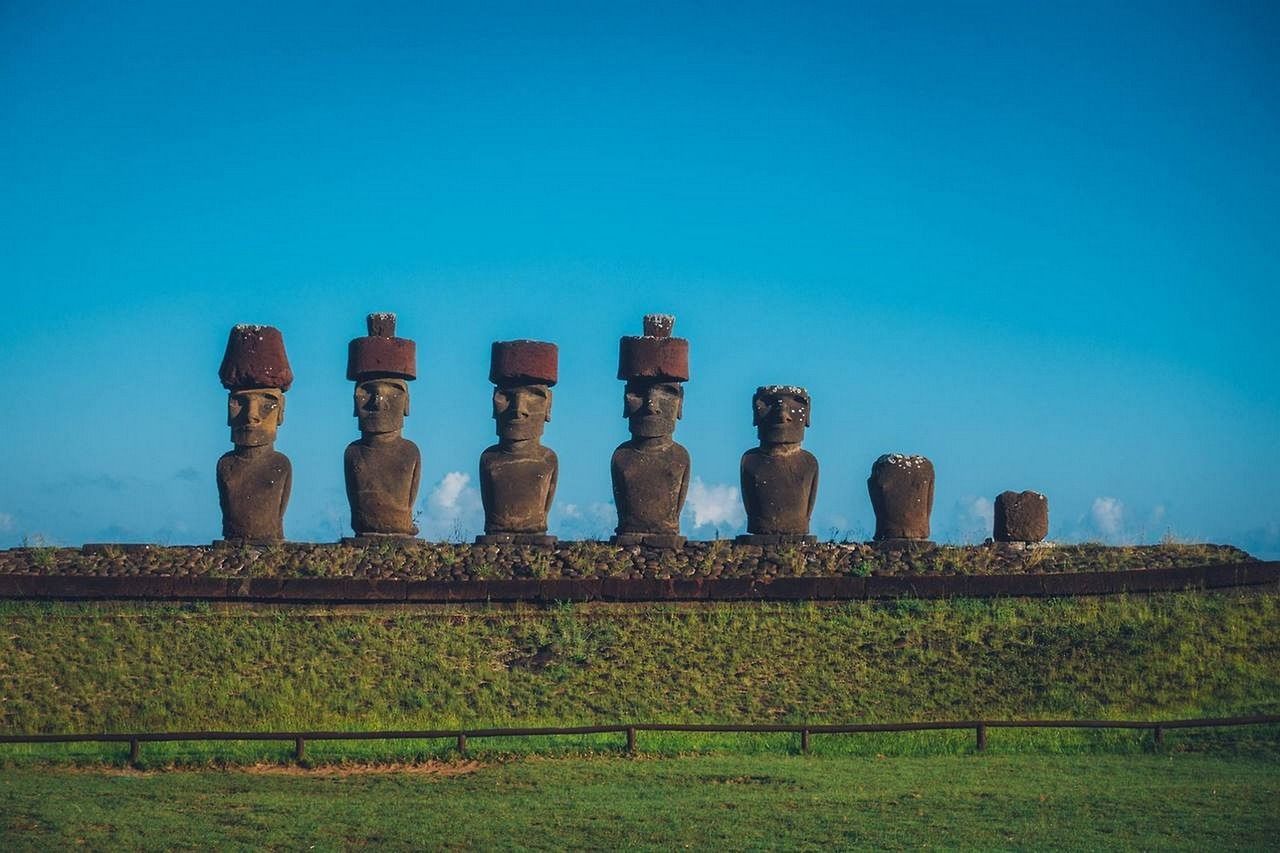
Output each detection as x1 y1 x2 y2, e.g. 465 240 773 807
2 1 1277 555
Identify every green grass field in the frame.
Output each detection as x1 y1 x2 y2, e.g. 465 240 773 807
3 592 1277 740
3 753 1278 850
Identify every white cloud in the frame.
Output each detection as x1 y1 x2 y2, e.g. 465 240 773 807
419 472 482 540
429 472 471 512
1091 496 1125 540
0 512 13 533
684 478 745 530
560 503 582 519
951 496 994 544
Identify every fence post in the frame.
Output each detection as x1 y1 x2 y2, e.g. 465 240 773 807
626 727 636 754
975 724 987 752
1153 725 1164 749
456 733 467 757
294 737 306 763
128 737 140 765
801 729 810 755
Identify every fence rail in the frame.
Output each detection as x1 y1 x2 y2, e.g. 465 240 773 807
3 715 1276 763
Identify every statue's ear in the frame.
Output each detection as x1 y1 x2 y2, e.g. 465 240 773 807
751 395 763 427
676 385 684 421
277 393 286 427
545 388 553 423
805 397 811 428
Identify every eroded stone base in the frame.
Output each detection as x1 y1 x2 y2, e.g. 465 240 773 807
211 538 286 549
340 535 425 547
475 533 557 547
735 533 818 545
611 533 686 549
871 538 936 552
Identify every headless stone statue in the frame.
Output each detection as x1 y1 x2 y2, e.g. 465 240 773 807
478 340 559 545
215 325 293 544
868 453 935 543
994 490 1049 543
344 314 422 539
738 386 818 544
610 315 691 548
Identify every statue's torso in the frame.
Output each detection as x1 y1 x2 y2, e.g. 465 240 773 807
479 445 557 533
217 449 291 540
611 441 690 534
741 448 818 535
345 437 420 535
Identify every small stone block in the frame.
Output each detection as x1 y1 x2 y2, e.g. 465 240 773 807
735 534 818 545
475 533 558 547
610 533 686 549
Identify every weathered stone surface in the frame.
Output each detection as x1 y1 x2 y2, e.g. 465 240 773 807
480 340 559 538
346 312 416 381
740 385 818 536
217 325 292 542
868 454 934 541
219 324 293 392
489 340 558 386
345 314 421 536
994 490 1049 542
616 313 689 381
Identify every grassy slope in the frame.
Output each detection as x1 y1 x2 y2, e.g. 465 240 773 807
3 754 1279 851
3 592 1277 737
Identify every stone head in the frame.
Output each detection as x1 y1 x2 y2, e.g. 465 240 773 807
227 388 285 448
494 384 552 441
354 378 410 435
488 339 558 443
219 324 292 449
753 386 810 446
624 380 683 438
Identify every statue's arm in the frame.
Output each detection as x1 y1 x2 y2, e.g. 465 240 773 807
806 460 819 522
677 450 691 517
280 457 293 523
545 449 559 517
739 453 757 520
343 445 358 509
408 444 422 507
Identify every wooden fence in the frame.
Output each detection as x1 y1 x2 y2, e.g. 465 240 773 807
3 715 1277 764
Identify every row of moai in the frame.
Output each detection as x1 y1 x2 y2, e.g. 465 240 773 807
216 314 1049 547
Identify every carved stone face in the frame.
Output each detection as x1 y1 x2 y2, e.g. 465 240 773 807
354 378 409 435
624 380 683 439
754 391 809 445
227 388 284 448
493 384 551 441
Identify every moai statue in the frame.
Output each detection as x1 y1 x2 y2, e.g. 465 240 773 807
994 490 1049 544
343 313 421 540
477 340 559 546
610 314 691 548
867 454 935 543
216 325 293 544
737 386 819 544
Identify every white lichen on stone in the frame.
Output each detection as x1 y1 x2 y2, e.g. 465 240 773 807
757 385 809 397
878 453 930 469
642 314 675 337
